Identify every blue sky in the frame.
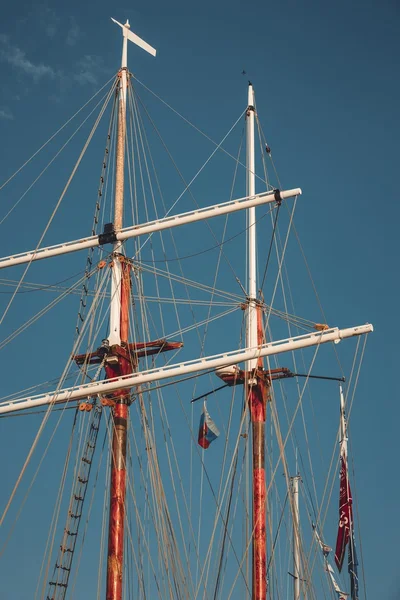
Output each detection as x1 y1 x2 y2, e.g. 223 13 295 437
0 1 399 598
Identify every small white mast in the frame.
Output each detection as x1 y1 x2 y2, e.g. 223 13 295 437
291 474 301 600
108 18 156 345
246 83 258 371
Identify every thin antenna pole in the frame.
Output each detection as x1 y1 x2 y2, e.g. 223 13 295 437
291 475 301 600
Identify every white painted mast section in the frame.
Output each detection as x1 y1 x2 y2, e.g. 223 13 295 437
108 19 156 345
0 324 372 414
246 83 258 371
339 385 347 446
292 475 301 600
109 20 128 345
0 189 301 270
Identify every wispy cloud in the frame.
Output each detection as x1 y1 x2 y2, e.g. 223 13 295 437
0 34 57 81
66 17 80 46
0 107 13 120
74 55 103 85
40 7 60 38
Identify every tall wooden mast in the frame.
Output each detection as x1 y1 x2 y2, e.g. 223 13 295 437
105 20 156 600
246 83 269 600
105 20 131 600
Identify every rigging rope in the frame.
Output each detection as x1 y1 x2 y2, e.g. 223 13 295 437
0 81 117 329
131 73 270 187
0 74 117 195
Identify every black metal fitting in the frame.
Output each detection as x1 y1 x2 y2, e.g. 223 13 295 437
274 189 282 205
98 222 117 245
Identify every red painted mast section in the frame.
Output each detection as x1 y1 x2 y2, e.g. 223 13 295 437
249 305 270 600
105 260 133 600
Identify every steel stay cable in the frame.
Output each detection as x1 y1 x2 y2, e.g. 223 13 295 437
206 369 243 592
104 408 161 598
307 337 367 590
259 169 326 591
128 85 188 346
268 375 317 599
0 73 117 194
68 414 108 598
128 94 187 355
136 393 189 598
258 201 282 296
144 402 191 599
298 482 342 599
266 342 322 497
97 426 111 600
311 337 362 542
75 85 118 341
152 387 199 598
0 81 117 328
204 315 250 595
345 336 368 600
134 387 205 596
0 83 116 228
298 482 337 598
266 491 289 576
238 249 325 595
39 403 96 600
134 86 246 223
38 359 105 598
217 415 250 595
130 387 191 598
257 115 322 522
258 118 346 379
0 400 78 558
173 385 252 598
0 267 109 526
131 89 248 293
120 95 183 592
0 268 99 351
212 447 239 600
128 83 250 418
131 73 270 187
138 261 244 302
193 397 251 599
0 269 86 294
35 407 82 600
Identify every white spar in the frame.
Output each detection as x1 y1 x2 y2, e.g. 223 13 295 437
0 189 301 270
0 324 372 415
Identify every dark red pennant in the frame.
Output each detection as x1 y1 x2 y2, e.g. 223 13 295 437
335 455 353 571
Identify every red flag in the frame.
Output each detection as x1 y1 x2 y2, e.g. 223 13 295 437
335 453 353 571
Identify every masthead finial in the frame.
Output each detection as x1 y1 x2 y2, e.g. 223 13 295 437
111 17 156 57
